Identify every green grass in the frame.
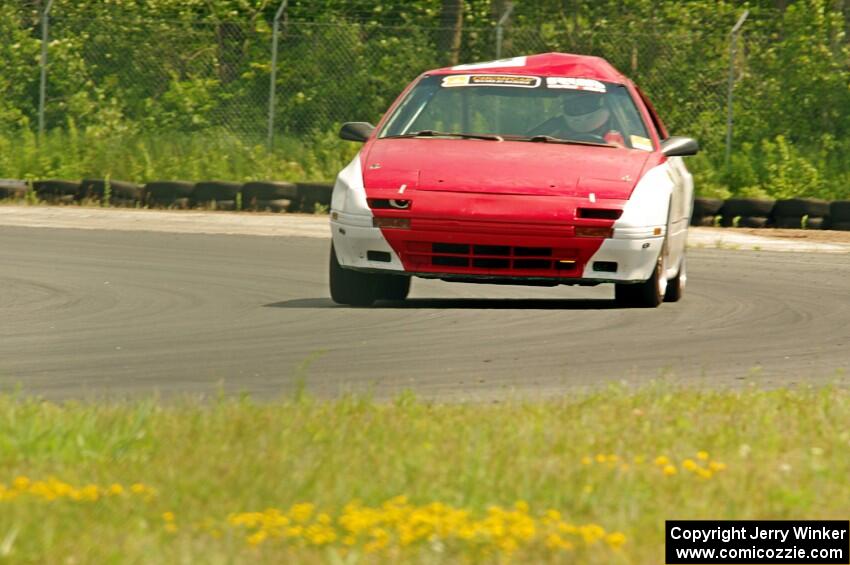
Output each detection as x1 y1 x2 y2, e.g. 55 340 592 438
0 384 848 563
0 128 359 184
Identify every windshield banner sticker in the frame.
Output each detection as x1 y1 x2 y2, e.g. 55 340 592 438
451 56 527 70
441 74 541 88
545 77 607 93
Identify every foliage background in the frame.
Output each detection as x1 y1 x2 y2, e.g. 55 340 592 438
2 0 850 199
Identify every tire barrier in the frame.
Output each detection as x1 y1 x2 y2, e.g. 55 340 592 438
242 181 297 212
690 197 723 226
5 178 850 229
831 201 850 230
296 182 334 212
691 197 848 230
0 179 27 199
718 198 775 228
32 179 80 203
191 181 241 208
79 179 143 206
831 200 850 221
771 197 831 230
144 181 196 209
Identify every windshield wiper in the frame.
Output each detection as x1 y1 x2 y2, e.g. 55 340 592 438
385 130 503 141
521 135 615 148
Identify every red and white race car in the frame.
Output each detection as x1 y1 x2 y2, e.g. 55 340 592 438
329 52 698 307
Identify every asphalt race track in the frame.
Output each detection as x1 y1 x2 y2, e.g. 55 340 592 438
2 226 848 400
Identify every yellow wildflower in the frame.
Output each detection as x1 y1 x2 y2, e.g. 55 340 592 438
579 524 605 545
606 532 627 548
544 509 562 523
663 464 678 476
697 450 710 460
247 530 267 546
288 502 315 523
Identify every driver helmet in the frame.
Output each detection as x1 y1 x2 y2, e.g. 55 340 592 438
562 90 610 133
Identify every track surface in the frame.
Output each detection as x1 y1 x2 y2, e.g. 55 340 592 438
2 226 848 400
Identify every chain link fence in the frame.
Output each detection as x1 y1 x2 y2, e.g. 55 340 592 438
15 7 760 153
39 14 271 139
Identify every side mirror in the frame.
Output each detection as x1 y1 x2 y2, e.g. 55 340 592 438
661 136 699 157
339 122 376 142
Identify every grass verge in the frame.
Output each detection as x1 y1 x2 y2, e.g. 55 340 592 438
0 384 847 563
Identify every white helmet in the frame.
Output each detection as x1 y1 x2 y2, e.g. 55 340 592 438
563 91 610 133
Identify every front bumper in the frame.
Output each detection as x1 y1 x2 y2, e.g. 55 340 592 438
330 212 663 284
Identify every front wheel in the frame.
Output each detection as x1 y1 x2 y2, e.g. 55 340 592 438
329 244 380 306
614 247 667 308
379 275 411 301
664 255 686 302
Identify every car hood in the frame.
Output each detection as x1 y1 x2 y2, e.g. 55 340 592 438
362 138 652 199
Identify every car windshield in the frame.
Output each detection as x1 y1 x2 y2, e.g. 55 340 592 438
380 74 653 150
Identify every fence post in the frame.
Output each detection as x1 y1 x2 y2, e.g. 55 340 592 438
38 0 56 144
495 2 515 59
267 0 289 151
725 10 749 167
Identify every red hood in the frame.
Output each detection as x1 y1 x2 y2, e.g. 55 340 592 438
362 138 651 199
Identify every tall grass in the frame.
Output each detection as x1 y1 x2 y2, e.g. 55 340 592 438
0 128 359 183
0 384 847 563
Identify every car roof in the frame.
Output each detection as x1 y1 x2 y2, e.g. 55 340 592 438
428 52 629 84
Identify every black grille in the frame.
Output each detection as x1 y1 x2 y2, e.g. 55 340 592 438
404 242 577 273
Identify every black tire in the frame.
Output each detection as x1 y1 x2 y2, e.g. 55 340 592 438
169 197 191 210
773 198 830 218
737 216 769 228
329 244 379 306
829 201 850 222
249 198 292 212
242 181 297 201
720 198 776 218
79 179 143 201
144 181 195 206
205 199 236 211
664 256 686 303
0 180 27 199
379 275 411 301
192 181 241 207
830 221 850 231
615 246 665 308
297 182 333 212
692 197 724 217
33 179 81 201
774 215 803 229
